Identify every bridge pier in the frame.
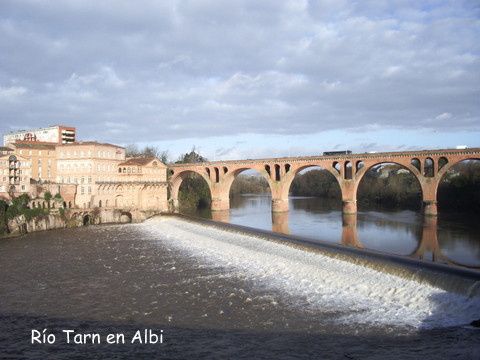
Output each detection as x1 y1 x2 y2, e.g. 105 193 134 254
272 198 289 212
171 198 180 213
423 201 438 217
211 197 230 211
211 186 230 211
342 200 357 215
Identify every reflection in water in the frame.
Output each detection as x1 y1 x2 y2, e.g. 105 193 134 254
211 210 230 223
272 212 289 234
341 214 363 248
411 216 441 262
191 195 480 269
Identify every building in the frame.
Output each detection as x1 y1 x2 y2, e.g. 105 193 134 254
56 141 126 208
3 125 76 146
0 154 31 200
9 142 57 182
95 156 168 211
1 125 168 212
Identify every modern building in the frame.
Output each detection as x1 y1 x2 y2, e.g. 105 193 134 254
3 125 76 146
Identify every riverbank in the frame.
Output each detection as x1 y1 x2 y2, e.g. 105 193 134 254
0 208 160 239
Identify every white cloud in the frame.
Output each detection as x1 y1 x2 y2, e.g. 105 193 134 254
0 85 27 100
435 112 452 121
0 0 478 148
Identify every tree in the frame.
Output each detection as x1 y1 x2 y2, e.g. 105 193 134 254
176 147 207 164
125 144 169 163
44 191 52 209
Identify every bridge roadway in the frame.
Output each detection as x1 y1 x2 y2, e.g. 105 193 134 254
168 147 480 215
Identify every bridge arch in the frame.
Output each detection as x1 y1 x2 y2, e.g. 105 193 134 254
282 164 342 200
436 157 480 180
436 158 480 212
224 167 274 194
170 169 212 211
355 161 423 210
227 167 273 211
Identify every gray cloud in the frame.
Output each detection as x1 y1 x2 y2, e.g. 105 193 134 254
0 0 478 144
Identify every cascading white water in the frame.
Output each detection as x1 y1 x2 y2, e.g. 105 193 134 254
141 217 480 330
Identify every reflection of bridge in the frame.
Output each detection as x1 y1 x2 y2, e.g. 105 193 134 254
241 211 477 269
169 148 480 215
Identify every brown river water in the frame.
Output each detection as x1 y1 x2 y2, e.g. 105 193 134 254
0 211 479 359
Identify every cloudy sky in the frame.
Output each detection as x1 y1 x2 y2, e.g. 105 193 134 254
0 0 479 161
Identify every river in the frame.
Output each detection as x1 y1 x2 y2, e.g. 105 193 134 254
1 205 479 358
188 194 480 270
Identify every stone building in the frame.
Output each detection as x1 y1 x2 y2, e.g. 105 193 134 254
56 141 126 208
1 125 168 212
0 153 31 200
10 142 57 182
95 156 168 211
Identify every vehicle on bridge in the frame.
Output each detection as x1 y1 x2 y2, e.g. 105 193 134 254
323 150 352 156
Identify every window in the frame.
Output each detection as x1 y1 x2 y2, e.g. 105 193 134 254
81 186 84 195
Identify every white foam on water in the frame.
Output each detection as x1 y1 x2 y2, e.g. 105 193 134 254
140 217 480 330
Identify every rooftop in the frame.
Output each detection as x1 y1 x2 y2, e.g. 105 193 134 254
5 124 75 134
58 141 124 149
119 157 164 166
12 141 56 150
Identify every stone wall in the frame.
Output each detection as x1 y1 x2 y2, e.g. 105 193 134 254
3 208 161 237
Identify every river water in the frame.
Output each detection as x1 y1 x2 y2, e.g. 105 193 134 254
0 214 479 359
190 195 480 270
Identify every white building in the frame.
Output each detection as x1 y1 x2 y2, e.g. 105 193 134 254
3 125 76 146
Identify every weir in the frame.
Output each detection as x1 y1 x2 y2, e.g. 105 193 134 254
162 213 480 297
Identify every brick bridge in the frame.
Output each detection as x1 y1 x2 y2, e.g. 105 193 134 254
168 147 480 216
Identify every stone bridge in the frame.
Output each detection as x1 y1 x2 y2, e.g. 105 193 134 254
168 147 480 216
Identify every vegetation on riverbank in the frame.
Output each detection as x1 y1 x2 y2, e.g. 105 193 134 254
438 161 480 212
230 175 270 195
0 193 64 236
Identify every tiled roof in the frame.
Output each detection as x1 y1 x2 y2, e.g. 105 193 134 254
58 141 124 149
12 142 56 150
119 157 164 166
